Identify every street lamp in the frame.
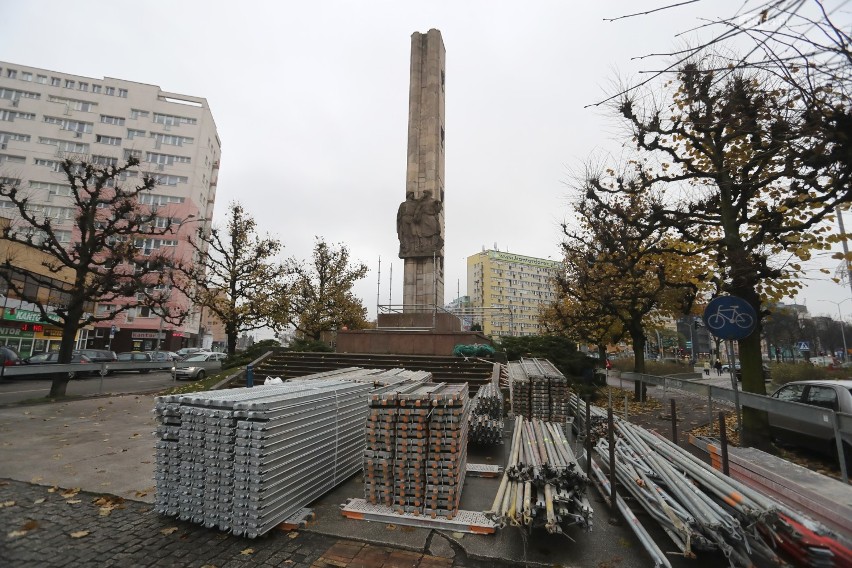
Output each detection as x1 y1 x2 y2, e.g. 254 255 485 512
818 298 851 362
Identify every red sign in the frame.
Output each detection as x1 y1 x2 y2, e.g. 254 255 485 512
20 323 45 333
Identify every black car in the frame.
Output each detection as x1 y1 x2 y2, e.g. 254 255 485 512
116 352 153 373
21 351 93 379
0 346 22 366
76 349 118 363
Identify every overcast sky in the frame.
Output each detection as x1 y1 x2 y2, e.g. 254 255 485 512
4 1 852 323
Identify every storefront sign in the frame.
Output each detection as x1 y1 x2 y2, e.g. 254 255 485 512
131 332 166 339
2 309 49 323
0 326 31 337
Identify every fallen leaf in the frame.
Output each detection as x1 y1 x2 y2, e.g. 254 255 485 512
21 520 38 531
7 530 28 538
61 488 80 499
240 548 255 555
34 498 45 504
69 530 89 539
66 500 81 505
288 531 299 539
135 490 148 498
130 433 141 439
385 524 397 531
48 486 58 493
0 501 15 508
161 527 179 536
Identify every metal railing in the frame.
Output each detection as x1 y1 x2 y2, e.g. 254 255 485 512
621 371 851 481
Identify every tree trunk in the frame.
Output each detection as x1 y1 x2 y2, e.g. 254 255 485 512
629 324 647 401
737 325 772 450
226 323 238 357
49 311 82 398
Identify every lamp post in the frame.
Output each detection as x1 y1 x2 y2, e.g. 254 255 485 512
818 298 851 362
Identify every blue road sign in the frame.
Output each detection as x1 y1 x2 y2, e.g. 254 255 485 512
703 295 757 340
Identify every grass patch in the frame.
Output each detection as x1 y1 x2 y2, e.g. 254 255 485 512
157 370 232 396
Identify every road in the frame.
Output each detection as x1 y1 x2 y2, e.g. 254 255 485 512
0 370 180 405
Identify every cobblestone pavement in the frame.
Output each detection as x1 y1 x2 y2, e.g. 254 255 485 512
0 479 488 568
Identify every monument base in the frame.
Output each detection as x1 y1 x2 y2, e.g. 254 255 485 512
335 328 491 356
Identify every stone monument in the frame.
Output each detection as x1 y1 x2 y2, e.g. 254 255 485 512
398 29 445 311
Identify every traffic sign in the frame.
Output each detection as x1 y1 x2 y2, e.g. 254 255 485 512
703 295 757 340
110 324 117 339
796 341 810 351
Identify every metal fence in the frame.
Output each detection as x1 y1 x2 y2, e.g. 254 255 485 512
0 359 222 380
621 371 851 482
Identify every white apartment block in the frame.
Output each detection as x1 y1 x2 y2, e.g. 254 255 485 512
466 249 561 338
0 61 220 353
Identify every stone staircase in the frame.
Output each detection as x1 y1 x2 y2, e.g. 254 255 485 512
244 351 498 392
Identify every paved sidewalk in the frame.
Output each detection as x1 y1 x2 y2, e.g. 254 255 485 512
0 479 474 568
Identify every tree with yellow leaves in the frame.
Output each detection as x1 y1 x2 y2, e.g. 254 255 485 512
589 62 850 447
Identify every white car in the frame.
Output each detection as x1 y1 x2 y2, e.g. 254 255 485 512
174 352 226 380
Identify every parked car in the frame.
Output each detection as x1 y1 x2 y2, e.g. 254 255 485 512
768 379 852 467
175 347 205 359
735 364 771 382
721 363 741 373
21 351 93 379
76 349 118 363
174 352 225 380
0 345 22 367
145 351 180 363
116 351 153 373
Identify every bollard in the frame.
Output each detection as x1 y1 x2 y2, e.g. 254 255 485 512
246 364 254 388
670 399 678 446
719 412 730 476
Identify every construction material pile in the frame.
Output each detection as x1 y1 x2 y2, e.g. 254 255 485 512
468 381 504 445
153 379 371 538
570 393 842 568
509 358 570 422
363 383 470 519
487 416 592 533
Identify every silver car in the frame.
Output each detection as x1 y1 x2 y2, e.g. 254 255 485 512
174 352 225 380
769 379 852 467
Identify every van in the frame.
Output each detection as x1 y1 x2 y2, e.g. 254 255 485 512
810 356 839 368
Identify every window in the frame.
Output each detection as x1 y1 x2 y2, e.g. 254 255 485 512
0 131 30 143
34 158 62 170
92 84 102 93
145 152 190 166
152 174 188 186
805 386 839 411
773 384 805 402
153 112 197 126
100 115 125 126
96 135 121 146
0 88 40 101
151 133 194 147
43 116 93 134
134 237 177 255
105 86 115 96
38 137 89 153
118 88 128 98
51 77 60 86
138 193 185 206
21 72 32 82
64 80 75 89
123 149 142 160
6 69 16 79
29 204 74 221
78 82 88 91
91 155 119 166
127 129 145 139
0 154 25 164
29 180 71 197
36 75 47 84
0 177 21 186
130 109 149 119
46 95 96 112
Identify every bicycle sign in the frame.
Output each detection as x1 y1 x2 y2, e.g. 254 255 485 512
702 295 757 340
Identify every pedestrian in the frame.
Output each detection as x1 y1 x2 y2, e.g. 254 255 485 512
703 361 710 377
714 359 722 376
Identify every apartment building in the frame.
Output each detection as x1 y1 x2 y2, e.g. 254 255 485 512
466 250 561 337
0 61 220 353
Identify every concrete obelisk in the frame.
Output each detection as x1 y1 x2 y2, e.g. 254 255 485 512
396 29 445 312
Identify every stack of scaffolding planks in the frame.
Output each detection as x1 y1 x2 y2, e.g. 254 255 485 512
468 381 504 445
510 358 571 423
362 382 470 519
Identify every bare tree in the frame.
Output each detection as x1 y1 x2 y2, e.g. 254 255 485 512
0 157 179 397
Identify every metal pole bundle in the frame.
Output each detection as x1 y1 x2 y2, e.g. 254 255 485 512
468 381 504 445
486 416 592 534
594 408 790 567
